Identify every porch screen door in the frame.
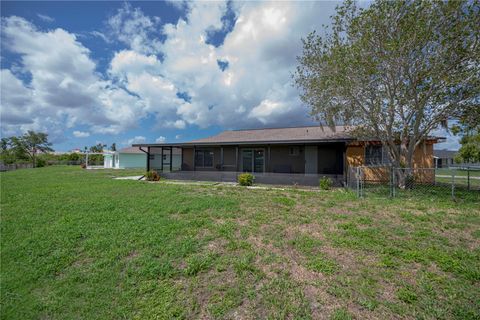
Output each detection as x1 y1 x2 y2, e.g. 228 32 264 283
242 150 253 172
242 149 264 173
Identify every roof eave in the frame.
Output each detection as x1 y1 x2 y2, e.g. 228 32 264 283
133 138 355 148
133 135 446 148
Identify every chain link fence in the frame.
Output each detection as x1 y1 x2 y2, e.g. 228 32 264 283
347 165 480 201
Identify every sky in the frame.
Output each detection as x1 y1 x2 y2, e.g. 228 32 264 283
0 1 459 151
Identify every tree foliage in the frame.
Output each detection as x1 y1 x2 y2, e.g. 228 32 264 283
456 134 480 163
454 111 480 163
89 143 106 153
3 131 53 167
294 0 479 167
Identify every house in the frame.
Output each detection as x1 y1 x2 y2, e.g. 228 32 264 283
104 146 182 169
433 149 457 168
133 126 443 186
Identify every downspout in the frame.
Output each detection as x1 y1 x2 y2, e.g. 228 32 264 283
161 147 164 172
139 146 150 180
235 146 238 172
193 146 196 172
181 148 184 171
220 146 224 171
267 145 271 173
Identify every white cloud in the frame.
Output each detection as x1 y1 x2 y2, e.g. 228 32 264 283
37 14 54 22
109 50 161 77
124 136 146 145
432 126 461 151
1 2 339 143
249 99 288 124
0 69 34 126
107 3 162 54
155 136 166 143
175 134 182 139
90 30 109 42
164 119 186 129
104 1 337 129
73 130 90 138
0 16 144 139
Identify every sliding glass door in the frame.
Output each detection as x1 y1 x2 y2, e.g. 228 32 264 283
241 149 264 173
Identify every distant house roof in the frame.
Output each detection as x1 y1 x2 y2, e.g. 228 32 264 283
118 147 144 154
120 146 182 155
434 149 457 158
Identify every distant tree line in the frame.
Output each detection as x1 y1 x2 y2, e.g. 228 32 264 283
1 131 53 167
1 131 118 168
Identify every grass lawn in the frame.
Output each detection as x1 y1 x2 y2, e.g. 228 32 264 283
1 166 479 319
436 168 480 177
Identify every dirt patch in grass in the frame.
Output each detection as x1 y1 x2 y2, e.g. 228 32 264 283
124 250 139 262
293 223 329 241
71 255 95 268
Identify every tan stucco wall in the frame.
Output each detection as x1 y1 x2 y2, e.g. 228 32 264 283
413 143 434 168
346 144 364 167
346 142 435 182
346 142 434 168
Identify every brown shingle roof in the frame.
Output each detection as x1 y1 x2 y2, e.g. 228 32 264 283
189 126 353 144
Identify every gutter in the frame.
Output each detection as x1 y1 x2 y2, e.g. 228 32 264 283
133 138 355 148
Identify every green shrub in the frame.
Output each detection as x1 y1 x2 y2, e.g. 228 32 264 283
145 170 160 181
319 176 333 190
35 158 46 168
238 173 254 186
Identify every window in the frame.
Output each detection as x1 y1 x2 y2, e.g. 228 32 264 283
149 154 155 160
289 146 300 156
365 145 391 165
163 155 167 161
195 150 214 167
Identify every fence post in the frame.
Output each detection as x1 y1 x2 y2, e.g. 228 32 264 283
360 167 364 198
392 168 396 198
467 167 470 191
389 166 393 197
451 170 455 199
356 167 360 198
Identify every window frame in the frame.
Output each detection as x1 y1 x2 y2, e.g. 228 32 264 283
365 144 391 166
195 149 214 168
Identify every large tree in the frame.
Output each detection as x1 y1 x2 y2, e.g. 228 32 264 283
10 131 53 167
294 0 479 169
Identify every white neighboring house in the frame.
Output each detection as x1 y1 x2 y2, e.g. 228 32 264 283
103 147 146 169
433 149 457 168
103 146 182 170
